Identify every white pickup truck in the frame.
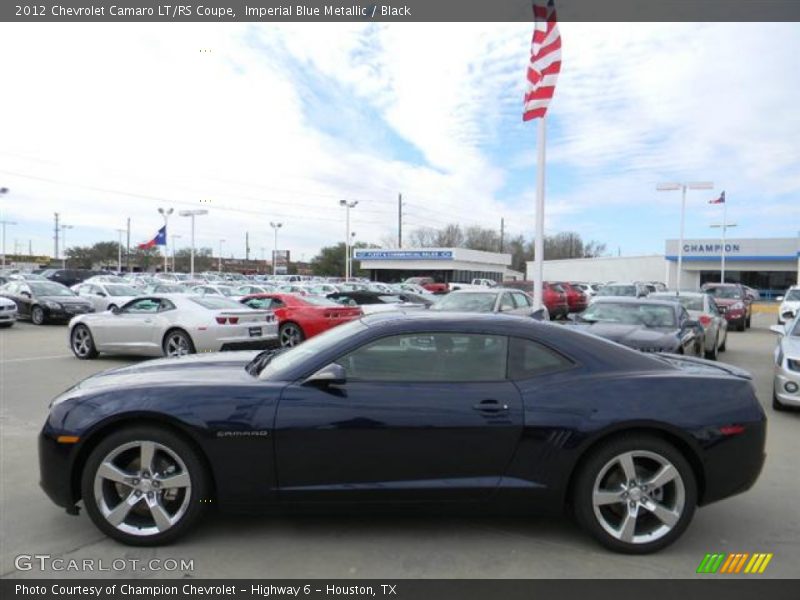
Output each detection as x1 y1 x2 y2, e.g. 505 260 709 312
448 278 499 291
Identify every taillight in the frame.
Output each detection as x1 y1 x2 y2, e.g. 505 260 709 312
699 314 712 326
215 316 239 324
719 424 745 436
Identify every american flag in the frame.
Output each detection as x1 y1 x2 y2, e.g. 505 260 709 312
709 191 726 204
523 0 562 121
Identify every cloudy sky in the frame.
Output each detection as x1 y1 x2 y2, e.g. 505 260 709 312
0 22 798 263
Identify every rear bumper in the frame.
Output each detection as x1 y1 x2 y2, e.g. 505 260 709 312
221 339 279 352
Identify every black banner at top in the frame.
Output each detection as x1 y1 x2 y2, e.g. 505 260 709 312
3 0 800 22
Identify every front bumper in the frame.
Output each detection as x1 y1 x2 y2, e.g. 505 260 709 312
0 308 17 323
38 426 79 510
45 306 94 321
774 363 800 407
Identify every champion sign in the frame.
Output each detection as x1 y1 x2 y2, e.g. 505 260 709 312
684 243 741 254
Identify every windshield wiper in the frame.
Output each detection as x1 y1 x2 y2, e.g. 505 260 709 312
245 347 287 376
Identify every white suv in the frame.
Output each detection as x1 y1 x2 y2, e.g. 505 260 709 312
778 286 800 324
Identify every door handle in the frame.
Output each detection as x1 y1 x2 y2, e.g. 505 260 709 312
472 399 509 413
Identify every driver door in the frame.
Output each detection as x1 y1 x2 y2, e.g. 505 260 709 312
93 297 163 352
274 332 524 503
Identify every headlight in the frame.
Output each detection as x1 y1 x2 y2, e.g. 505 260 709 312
788 358 800 372
731 302 745 310
44 300 62 309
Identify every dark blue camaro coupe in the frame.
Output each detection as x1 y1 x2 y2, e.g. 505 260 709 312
39 312 766 553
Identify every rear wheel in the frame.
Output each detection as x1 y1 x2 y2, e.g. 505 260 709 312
719 332 727 352
279 322 305 347
80 426 209 545
71 324 98 359
162 330 195 358
31 306 45 325
572 435 697 554
746 314 751 328
704 335 719 361
737 318 746 332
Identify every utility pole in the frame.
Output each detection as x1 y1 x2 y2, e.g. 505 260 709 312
270 222 283 277
245 231 250 271
54 212 60 264
398 193 403 248
0 219 17 269
126 218 131 273
500 218 505 253
115 229 125 273
157 207 174 273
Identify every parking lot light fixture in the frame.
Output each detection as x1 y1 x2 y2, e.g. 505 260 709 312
60 224 74 269
178 209 208 278
656 181 713 289
218 239 226 273
339 200 358 280
269 222 283 276
1 219 18 270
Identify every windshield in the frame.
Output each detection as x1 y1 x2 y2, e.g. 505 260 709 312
258 320 368 379
189 296 244 310
785 290 800 301
29 282 75 297
155 284 186 293
216 286 235 296
597 285 636 297
580 302 677 328
651 293 704 311
105 285 139 296
431 292 496 312
705 286 742 299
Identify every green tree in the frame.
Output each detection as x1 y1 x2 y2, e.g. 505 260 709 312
310 242 374 277
173 247 214 273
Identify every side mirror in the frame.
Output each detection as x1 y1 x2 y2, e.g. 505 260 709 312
769 325 786 336
781 310 796 321
111 305 122 314
303 363 346 387
566 313 578 322
97 292 107 297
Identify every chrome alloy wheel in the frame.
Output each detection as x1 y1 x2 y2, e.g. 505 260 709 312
71 326 92 357
165 332 191 357
279 323 302 347
93 440 192 537
592 450 685 545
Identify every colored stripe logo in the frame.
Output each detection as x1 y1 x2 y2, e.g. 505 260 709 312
697 553 773 574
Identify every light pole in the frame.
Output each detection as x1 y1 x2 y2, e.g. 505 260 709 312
178 209 208 279
710 220 736 283
157 207 174 273
218 239 226 273
656 181 713 289
260 247 267 275
171 234 182 272
115 228 126 273
269 222 283 276
339 200 358 280
0 219 17 270
350 231 357 281
60 224 74 269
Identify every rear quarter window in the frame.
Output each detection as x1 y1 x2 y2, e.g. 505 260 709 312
508 337 574 380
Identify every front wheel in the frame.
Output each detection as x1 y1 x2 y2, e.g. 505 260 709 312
80 426 210 545
572 435 697 554
71 324 98 359
31 306 45 325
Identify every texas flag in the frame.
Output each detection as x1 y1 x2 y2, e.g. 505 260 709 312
709 191 726 204
138 226 167 249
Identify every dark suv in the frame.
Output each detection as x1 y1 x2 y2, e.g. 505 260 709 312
46 269 99 288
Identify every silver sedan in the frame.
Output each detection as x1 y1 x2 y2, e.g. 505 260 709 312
771 315 800 411
68 294 277 359
71 281 141 312
650 291 728 360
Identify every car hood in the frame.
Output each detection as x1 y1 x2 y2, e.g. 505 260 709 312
568 323 680 350
781 335 800 358
65 351 261 396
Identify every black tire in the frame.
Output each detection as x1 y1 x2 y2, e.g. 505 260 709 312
31 306 46 325
162 329 196 358
719 333 727 352
736 318 746 332
70 324 99 359
80 425 210 546
704 336 718 361
572 434 697 554
745 314 751 329
279 322 305 348
773 389 786 412
108 304 118 313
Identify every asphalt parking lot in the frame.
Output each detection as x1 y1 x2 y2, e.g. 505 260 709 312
1 314 798 580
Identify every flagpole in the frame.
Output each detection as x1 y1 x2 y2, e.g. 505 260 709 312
533 117 546 310
721 198 727 283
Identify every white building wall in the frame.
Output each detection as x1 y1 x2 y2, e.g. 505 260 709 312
528 255 667 284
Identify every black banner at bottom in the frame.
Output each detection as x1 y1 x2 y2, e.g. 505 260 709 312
2 580 798 600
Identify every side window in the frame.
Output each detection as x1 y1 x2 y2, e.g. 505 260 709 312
338 333 508 382
511 292 532 308
708 299 720 316
508 338 574 380
499 293 515 312
159 299 176 312
123 298 161 314
245 298 271 310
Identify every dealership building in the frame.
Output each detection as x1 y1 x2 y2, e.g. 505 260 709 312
530 237 800 296
354 248 523 283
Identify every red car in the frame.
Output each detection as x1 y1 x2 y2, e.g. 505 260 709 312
555 282 588 313
240 293 362 347
500 280 569 320
701 283 752 331
404 276 448 294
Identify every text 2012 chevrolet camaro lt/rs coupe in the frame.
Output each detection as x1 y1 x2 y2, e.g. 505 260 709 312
39 312 766 553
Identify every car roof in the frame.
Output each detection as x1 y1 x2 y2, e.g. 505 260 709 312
591 296 680 308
